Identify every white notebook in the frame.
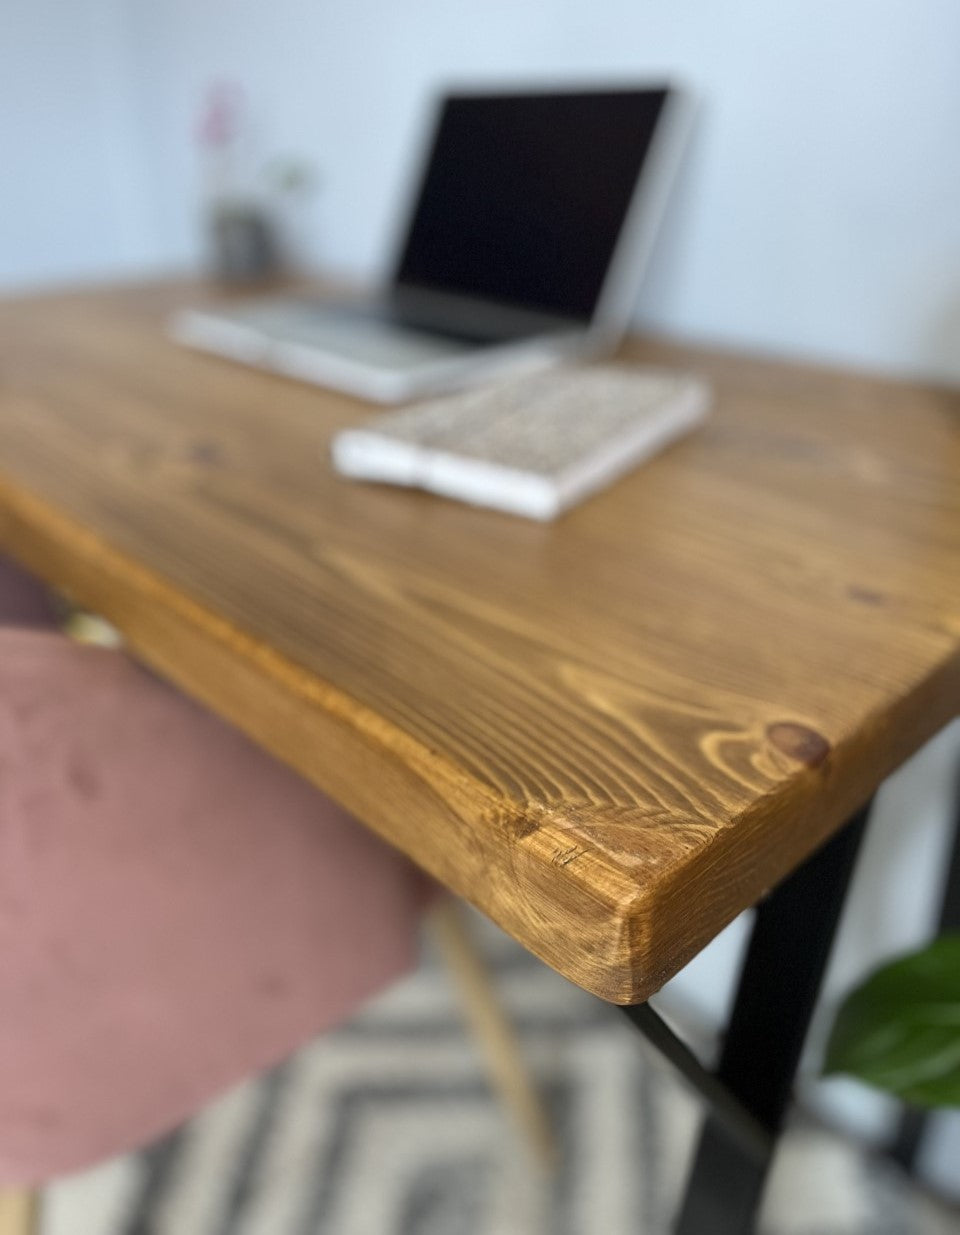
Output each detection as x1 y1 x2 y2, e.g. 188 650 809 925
331 366 711 520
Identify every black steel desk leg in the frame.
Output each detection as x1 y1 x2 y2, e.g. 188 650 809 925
674 800 872 1235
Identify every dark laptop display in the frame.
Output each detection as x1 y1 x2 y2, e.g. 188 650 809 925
393 89 670 324
172 83 690 402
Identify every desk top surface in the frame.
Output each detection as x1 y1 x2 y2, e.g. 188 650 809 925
1 281 958 1002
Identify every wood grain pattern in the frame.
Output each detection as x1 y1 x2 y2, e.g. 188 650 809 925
0 281 957 1003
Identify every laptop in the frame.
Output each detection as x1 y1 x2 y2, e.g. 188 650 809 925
172 84 694 403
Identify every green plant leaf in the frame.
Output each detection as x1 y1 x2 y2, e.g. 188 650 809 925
824 933 960 1108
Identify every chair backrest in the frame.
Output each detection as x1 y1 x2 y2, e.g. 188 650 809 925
0 622 431 1184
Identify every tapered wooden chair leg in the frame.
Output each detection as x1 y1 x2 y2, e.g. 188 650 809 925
0 1190 40 1235
428 897 557 1168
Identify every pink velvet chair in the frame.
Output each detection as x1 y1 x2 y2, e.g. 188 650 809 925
0 557 435 1230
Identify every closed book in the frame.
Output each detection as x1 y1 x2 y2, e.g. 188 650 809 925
331 365 711 519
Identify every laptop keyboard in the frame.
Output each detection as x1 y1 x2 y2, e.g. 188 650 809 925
237 299 483 370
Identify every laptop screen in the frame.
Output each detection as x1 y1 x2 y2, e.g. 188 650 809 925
392 88 670 325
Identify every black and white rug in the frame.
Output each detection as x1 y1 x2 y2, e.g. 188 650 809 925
45 918 960 1235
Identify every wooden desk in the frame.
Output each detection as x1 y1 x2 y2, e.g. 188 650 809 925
1 281 958 1009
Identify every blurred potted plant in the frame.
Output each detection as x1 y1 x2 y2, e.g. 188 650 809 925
197 82 276 284
824 932 960 1108
197 84 318 283
264 156 319 274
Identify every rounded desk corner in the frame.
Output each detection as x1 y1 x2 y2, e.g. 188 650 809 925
503 813 667 1007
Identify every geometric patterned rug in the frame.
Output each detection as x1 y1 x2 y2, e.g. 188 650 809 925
44 917 960 1235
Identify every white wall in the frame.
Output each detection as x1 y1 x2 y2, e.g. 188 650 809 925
5 0 960 378
120 0 960 382
0 0 158 289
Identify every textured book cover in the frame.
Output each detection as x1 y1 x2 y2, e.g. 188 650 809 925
331 366 711 519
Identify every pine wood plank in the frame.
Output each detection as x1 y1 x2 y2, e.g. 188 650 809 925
0 281 957 1003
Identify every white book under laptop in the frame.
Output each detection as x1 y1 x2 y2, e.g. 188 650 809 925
331 365 711 519
172 84 695 403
